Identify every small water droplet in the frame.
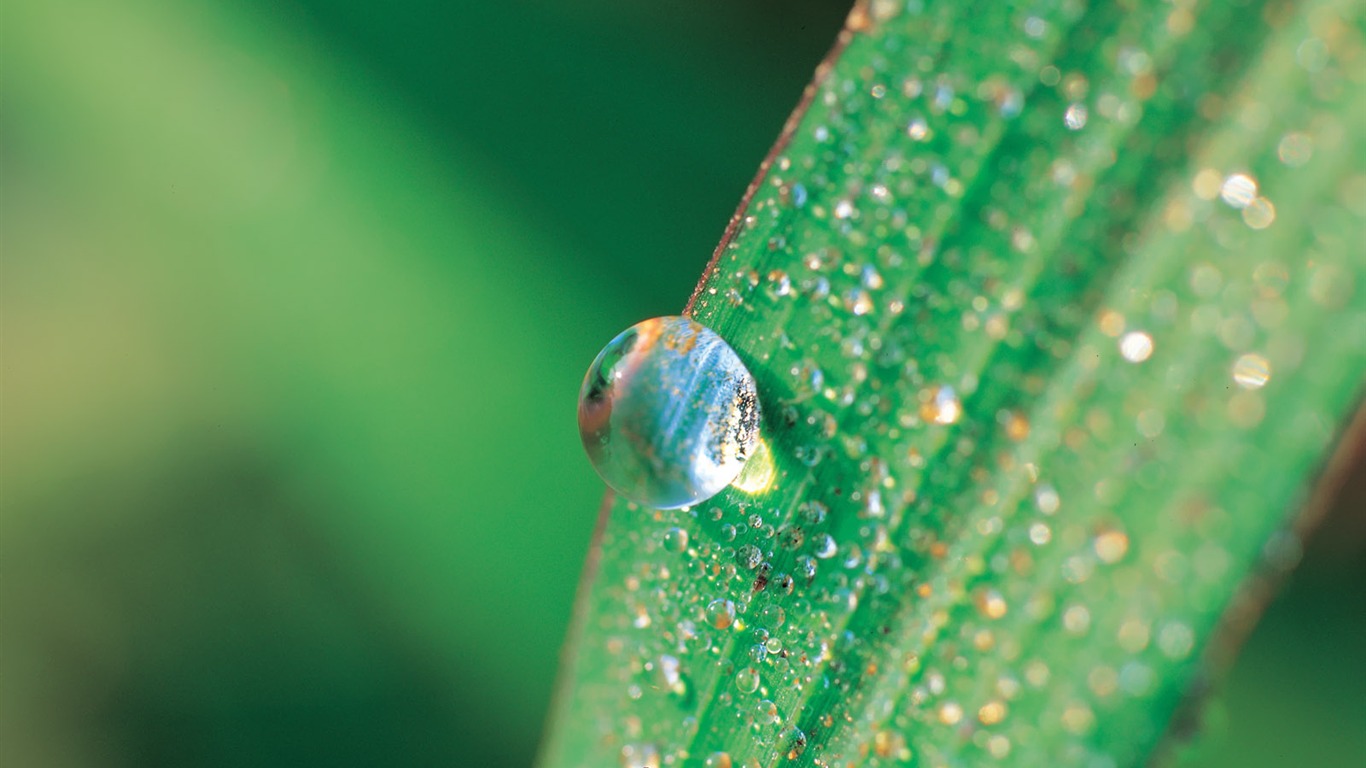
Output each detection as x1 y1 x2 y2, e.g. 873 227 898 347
1064 102 1088 130
1242 197 1276 229
703 753 733 768
1035 483 1061 514
1119 331 1154 363
706 598 737 630
937 701 964 725
748 643 768 664
755 699 779 725
1232 353 1271 389
1157 620 1195 658
760 603 785 627
799 500 828 526
1219 173 1258 208
767 269 793 297
772 573 795 595
661 527 689 553
1094 529 1130 563
847 289 874 315
921 385 962 424
737 544 763 570
1277 132 1313 167
735 666 760 693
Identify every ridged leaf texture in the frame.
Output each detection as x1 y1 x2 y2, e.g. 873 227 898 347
540 0 1365 766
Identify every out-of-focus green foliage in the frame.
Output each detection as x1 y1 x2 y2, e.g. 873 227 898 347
0 1 1361 767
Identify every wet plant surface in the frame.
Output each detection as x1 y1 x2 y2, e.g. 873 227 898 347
542 1 1366 765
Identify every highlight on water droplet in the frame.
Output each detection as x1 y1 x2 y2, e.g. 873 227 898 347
578 316 761 509
731 438 776 495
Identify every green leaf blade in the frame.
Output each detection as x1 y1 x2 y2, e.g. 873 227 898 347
540 0 1365 765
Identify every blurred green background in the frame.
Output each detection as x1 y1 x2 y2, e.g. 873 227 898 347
1 1 1362 766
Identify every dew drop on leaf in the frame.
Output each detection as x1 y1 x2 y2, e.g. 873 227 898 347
661 526 689 553
755 699 779 725
736 544 763 570
578 316 761 509
706 598 737 630
735 666 760 694
782 726 808 759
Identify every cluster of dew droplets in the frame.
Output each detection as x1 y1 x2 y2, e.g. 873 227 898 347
545 0 1366 766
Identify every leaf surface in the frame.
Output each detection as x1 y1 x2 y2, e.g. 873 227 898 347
540 1 1366 765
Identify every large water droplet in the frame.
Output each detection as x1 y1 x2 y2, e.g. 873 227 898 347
578 316 761 509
